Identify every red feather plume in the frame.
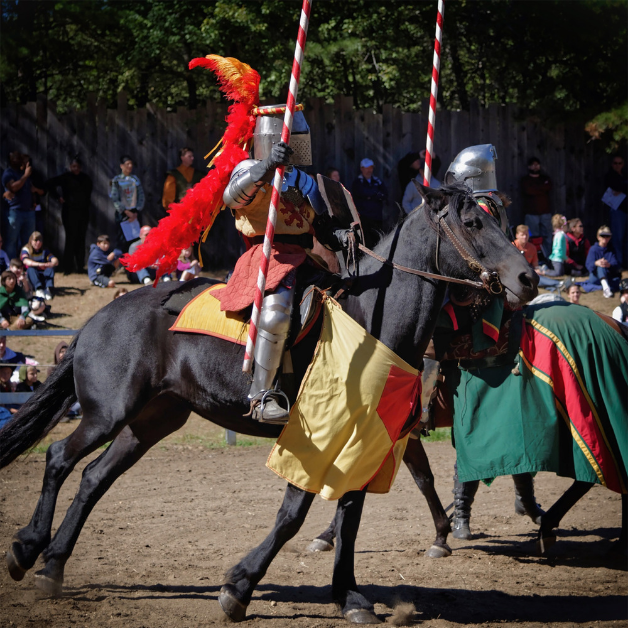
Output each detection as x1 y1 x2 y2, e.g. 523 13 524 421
122 56 260 281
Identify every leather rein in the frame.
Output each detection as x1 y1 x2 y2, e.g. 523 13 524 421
354 205 504 295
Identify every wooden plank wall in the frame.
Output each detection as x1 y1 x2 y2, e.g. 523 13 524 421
0 94 613 269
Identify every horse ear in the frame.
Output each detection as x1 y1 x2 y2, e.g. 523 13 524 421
412 179 445 208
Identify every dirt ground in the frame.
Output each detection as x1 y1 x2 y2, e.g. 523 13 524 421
0 272 627 627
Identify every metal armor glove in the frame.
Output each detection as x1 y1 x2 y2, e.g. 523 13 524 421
249 142 294 184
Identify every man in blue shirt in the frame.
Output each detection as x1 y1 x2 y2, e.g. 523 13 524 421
2 152 36 259
351 158 388 247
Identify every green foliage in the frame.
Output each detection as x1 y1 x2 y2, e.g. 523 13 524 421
1 0 626 119
421 428 451 443
586 104 628 154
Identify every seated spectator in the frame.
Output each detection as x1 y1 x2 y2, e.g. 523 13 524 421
543 214 568 277
0 364 18 418
15 364 41 393
177 246 201 281
612 278 628 323
402 160 441 214
9 258 46 322
47 340 68 378
88 235 119 288
512 224 562 290
127 226 173 284
585 225 621 298
565 218 590 275
567 284 583 305
0 270 38 329
20 231 58 301
0 235 11 274
0 335 25 370
113 287 128 300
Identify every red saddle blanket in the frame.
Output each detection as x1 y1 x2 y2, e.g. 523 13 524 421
211 243 307 312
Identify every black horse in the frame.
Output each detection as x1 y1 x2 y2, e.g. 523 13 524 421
0 183 537 624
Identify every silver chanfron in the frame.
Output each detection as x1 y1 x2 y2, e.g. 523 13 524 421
253 109 312 166
445 144 498 193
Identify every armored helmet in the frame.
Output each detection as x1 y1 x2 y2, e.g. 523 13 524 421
445 144 498 193
253 106 312 166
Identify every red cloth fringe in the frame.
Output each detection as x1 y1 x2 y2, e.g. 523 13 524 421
122 56 260 281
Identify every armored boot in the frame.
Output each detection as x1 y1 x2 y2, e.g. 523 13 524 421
512 473 544 525
452 463 480 540
248 285 294 424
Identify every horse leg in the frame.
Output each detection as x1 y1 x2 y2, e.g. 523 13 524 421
403 435 451 558
33 403 189 595
537 480 592 555
6 417 125 581
219 483 315 622
512 473 544 524
331 489 380 624
307 508 338 553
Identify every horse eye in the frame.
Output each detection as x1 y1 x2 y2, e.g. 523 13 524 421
463 217 482 229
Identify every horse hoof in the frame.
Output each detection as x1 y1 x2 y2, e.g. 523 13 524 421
307 538 334 553
452 528 473 541
536 534 556 556
6 548 27 581
344 608 382 624
34 572 63 597
218 585 247 622
425 544 452 558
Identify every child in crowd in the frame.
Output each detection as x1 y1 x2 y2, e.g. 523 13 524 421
612 278 628 323
177 246 201 281
20 231 59 301
0 364 17 420
565 218 590 274
88 235 120 288
512 225 562 290
16 365 41 393
585 225 621 298
113 287 128 299
9 258 46 322
543 214 568 277
0 270 41 329
567 284 582 305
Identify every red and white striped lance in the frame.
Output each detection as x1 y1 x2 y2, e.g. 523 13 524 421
243 0 312 373
423 0 445 187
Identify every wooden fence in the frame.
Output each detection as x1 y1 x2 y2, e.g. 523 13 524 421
1 93 612 269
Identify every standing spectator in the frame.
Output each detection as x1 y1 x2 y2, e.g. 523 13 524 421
602 154 627 268
110 155 144 255
612 278 628 323
325 167 341 183
521 157 553 255
544 214 568 277
1 151 35 259
401 160 440 214
47 157 93 274
0 236 11 274
23 155 47 237
565 218 590 275
351 158 388 247
162 147 204 211
20 231 58 301
585 225 621 298
88 235 119 288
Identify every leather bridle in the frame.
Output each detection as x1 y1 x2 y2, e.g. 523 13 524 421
355 204 504 295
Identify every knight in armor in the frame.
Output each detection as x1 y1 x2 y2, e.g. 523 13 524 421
433 145 544 539
221 107 350 424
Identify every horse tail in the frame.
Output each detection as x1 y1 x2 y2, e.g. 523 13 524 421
0 333 79 469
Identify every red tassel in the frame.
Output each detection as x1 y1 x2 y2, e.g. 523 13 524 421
122 56 260 280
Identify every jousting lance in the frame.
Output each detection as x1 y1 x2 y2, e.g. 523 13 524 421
243 0 313 374
423 0 445 187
